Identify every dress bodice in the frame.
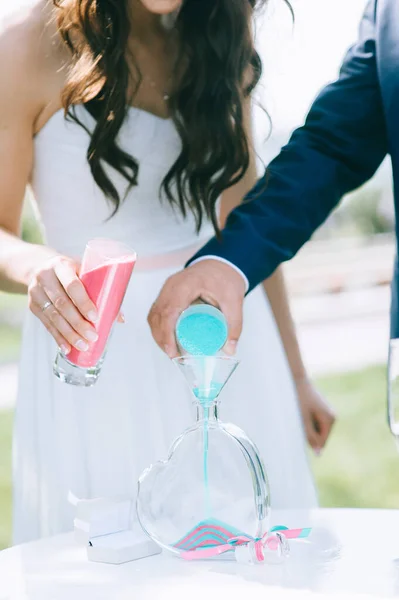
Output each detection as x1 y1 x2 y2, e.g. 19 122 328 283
32 106 214 259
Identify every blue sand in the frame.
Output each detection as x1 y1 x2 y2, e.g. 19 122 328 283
193 383 223 405
203 407 211 517
193 384 223 519
176 313 228 356
173 518 248 550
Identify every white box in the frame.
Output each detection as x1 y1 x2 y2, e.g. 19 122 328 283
87 524 161 565
69 492 161 565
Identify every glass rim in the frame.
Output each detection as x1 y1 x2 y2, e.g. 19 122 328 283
176 303 225 321
85 238 137 260
172 355 240 365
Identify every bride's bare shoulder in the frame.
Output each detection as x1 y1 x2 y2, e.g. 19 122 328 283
0 1 66 121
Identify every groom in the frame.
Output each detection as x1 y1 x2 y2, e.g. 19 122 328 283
149 1 396 353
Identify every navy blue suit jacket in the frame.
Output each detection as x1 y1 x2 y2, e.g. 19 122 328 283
191 0 399 337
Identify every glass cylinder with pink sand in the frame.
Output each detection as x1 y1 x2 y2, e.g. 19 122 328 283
53 239 136 387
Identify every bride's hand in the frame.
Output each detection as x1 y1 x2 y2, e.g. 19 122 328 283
28 255 99 356
295 376 336 455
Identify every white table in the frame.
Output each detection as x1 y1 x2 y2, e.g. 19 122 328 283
1 509 399 600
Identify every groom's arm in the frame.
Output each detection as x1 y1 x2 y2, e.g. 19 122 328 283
190 0 387 290
149 0 389 356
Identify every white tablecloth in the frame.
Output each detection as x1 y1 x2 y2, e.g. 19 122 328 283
1 509 399 599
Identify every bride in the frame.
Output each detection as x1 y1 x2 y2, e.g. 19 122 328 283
0 0 334 544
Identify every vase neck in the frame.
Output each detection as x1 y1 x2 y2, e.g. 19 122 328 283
196 403 218 422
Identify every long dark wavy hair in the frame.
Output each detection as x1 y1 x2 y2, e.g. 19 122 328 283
53 0 290 234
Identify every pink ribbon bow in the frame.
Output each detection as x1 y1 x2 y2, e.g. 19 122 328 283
181 526 312 561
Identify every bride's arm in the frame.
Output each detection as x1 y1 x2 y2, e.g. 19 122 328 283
220 99 335 452
0 8 98 354
0 22 57 295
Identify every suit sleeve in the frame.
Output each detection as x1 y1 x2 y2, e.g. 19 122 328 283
189 0 388 291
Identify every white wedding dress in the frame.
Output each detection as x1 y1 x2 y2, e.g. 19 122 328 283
13 105 317 544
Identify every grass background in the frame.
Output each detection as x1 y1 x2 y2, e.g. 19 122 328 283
0 412 12 550
0 361 397 550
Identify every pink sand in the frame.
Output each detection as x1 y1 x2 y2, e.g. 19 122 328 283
68 256 135 368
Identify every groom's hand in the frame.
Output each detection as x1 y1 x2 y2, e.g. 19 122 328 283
148 260 246 358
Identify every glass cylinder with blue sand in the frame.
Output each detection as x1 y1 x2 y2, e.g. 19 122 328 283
176 304 228 356
137 356 272 561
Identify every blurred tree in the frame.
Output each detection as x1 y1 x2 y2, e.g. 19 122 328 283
314 185 394 241
343 187 393 236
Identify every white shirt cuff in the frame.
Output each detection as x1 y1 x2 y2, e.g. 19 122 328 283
190 256 250 293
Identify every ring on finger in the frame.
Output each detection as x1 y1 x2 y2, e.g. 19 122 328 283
41 300 52 313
